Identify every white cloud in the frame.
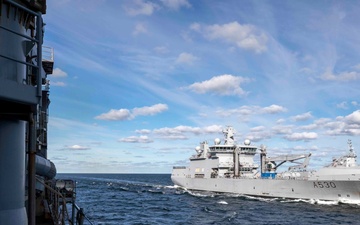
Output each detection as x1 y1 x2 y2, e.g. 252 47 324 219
160 0 191 10
95 109 132 121
123 0 159 16
154 46 169 54
250 126 266 132
154 125 201 135
272 125 293 135
216 105 287 117
284 132 318 141
153 125 222 140
345 110 360 124
135 129 151 134
300 124 318 130
175 52 198 65
291 112 313 122
304 110 360 136
132 103 168 116
193 21 268 53
245 130 273 142
118 135 153 143
186 74 250 96
203 125 222 133
50 81 66 87
65 145 91 150
320 68 360 81
133 23 147 35
336 101 348 109
353 64 360 70
52 68 68 78
189 22 201 31
261 105 287 114
95 104 168 121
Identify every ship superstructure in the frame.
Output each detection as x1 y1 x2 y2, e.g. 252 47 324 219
172 126 360 203
0 1 91 224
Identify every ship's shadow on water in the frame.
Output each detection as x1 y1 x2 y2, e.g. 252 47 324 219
57 174 360 225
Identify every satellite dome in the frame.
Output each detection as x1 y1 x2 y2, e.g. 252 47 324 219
195 146 203 154
244 139 251 146
214 138 221 145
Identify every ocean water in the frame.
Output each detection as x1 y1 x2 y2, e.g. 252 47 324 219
56 173 360 225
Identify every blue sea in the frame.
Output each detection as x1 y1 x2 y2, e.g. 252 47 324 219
56 173 360 225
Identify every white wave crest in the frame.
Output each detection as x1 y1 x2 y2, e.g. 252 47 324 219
217 200 228 204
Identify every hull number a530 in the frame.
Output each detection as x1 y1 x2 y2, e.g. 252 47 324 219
313 181 336 188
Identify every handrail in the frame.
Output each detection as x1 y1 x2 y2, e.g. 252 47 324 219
1 0 43 100
36 177 71 224
36 177 94 225
73 204 95 225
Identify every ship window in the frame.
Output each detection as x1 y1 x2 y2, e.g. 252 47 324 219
194 174 205 178
347 194 350 197
338 194 341 197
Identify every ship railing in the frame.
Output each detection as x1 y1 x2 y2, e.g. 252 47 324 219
37 177 94 225
73 203 95 225
37 177 71 224
0 0 45 91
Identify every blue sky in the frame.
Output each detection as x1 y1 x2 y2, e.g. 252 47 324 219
43 0 360 173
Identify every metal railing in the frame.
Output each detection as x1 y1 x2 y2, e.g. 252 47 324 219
42 46 54 62
37 177 94 225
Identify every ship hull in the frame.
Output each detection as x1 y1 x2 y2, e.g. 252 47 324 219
171 175 360 203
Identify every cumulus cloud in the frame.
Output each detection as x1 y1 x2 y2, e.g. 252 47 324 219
344 110 360 124
216 105 287 117
185 74 250 96
336 101 348 109
261 105 287 114
251 126 266 132
133 23 147 35
190 22 201 31
312 110 360 136
272 125 293 135
320 68 360 81
351 101 359 106
132 103 169 116
95 103 168 121
175 52 198 65
203 125 222 133
52 68 68 78
123 0 159 16
300 124 318 130
246 132 273 142
65 145 91 150
135 129 151 134
119 135 153 143
291 112 313 122
284 132 318 141
154 46 169 54
50 81 66 87
153 125 222 139
192 21 268 53
160 0 191 10
95 109 132 121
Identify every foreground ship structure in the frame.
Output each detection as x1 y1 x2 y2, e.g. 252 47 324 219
172 126 360 203
0 1 91 224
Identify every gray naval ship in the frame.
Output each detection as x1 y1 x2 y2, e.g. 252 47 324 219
172 126 360 203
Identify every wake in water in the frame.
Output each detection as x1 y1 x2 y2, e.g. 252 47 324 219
57 174 360 225
173 186 360 207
